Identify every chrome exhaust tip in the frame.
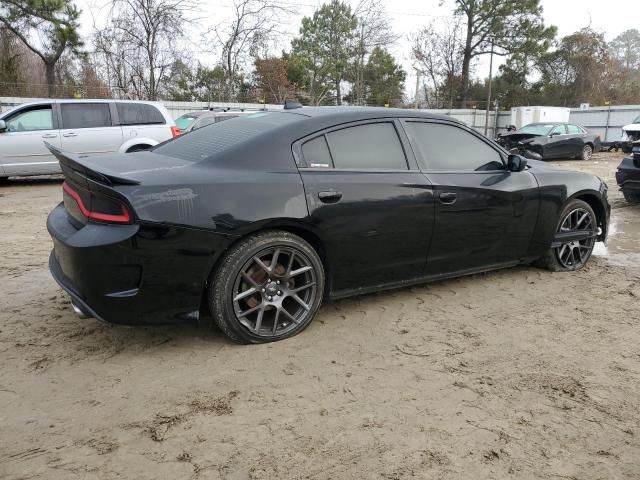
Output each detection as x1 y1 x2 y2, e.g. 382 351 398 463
71 302 90 319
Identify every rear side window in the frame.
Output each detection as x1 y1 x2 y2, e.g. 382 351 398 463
61 103 111 129
153 112 301 162
117 103 165 125
567 124 583 134
326 123 407 170
302 136 332 168
404 122 504 172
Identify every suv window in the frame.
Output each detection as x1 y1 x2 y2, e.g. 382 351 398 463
116 103 165 125
5 105 54 132
61 103 111 129
566 124 583 134
325 123 407 170
404 122 504 172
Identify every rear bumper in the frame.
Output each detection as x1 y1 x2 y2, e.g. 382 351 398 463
47 202 230 325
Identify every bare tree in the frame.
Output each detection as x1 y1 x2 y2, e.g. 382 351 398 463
210 0 293 100
350 0 397 105
0 0 83 96
93 0 197 100
412 19 465 108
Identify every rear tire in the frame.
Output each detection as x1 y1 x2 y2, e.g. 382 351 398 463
208 231 325 344
579 144 593 160
534 199 597 272
623 190 640 203
0 177 8 184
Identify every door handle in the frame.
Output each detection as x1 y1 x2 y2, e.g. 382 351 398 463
63 132 78 137
318 191 342 203
438 192 457 204
41 133 57 139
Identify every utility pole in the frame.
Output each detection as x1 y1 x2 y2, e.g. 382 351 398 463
414 67 421 110
484 39 495 136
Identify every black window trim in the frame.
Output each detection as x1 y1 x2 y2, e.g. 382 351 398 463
400 118 508 174
294 118 417 173
4 103 59 131
59 102 114 130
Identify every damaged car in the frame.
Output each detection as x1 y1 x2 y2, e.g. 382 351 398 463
497 122 601 161
621 115 640 153
615 144 640 203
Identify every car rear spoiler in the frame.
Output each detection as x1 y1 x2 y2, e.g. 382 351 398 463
45 143 140 186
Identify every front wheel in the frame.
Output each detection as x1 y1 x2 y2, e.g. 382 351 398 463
535 199 598 272
208 231 325 344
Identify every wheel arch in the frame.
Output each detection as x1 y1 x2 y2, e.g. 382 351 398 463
198 220 331 322
571 190 608 240
118 137 159 153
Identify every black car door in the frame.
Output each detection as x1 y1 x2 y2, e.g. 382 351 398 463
295 120 436 295
566 124 587 156
544 124 570 158
401 120 539 276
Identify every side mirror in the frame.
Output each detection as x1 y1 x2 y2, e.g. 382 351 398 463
508 154 528 172
508 147 520 155
0 120 6 132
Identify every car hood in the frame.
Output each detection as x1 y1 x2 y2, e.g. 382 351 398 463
525 159 561 171
499 132 542 142
623 123 640 132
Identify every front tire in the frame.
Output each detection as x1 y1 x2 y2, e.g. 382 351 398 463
535 199 597 272
208 231 325 344
579 144 593 160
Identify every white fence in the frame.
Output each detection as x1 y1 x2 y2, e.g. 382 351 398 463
2 96 639 143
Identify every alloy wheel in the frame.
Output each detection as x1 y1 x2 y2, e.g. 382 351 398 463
582 145 593 160
232 246 319 337
553 207 597 269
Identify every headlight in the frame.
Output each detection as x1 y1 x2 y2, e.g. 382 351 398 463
622 129 629 141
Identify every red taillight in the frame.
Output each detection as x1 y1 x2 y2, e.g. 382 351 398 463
62 181 132 224
171 126 181 138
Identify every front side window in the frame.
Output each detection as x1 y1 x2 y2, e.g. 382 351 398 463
404 122 504 172
5 106 54 132
117 103 165 125
325 123 407 170
61 103 111 129
550 125 566 136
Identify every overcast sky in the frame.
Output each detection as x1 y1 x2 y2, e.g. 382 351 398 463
79 0 638 99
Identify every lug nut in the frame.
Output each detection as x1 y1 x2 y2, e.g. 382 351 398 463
262 288 266 292
268 296 273 301
277 291 282 295
276 280 280 284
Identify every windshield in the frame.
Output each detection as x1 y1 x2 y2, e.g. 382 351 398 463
633 115 640 124
154 111 301 162
175 114 198 131
519 124 554 135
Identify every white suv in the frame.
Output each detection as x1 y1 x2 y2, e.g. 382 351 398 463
0 99 179 179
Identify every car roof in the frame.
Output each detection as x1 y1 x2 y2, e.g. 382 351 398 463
283 106 460 123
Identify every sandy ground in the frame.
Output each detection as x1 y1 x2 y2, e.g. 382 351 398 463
1 152 639 479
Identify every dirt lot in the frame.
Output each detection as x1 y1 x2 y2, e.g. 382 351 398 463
1 152 639 479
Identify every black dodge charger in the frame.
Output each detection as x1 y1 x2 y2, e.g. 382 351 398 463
47 107 610 343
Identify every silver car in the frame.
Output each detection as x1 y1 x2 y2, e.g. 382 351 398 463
0 99 179 180
175 110 253 133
